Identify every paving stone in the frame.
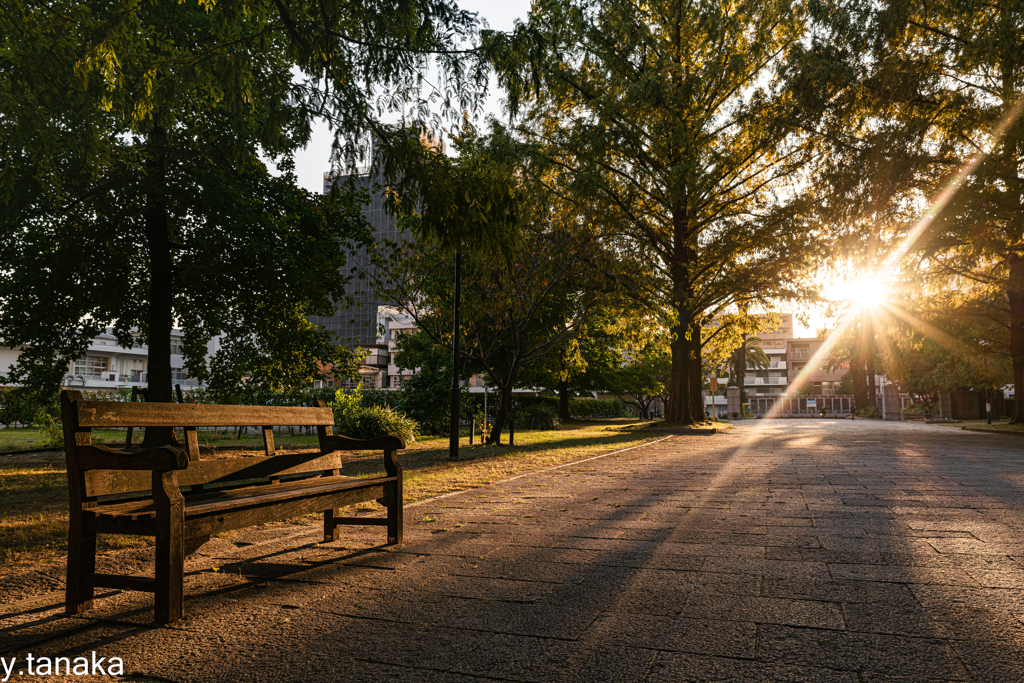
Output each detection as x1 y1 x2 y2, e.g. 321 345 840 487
764 577 922 605
758 624 972 678
684 594 845 629
316 616 492 670
421 575 555 603
451 633 656 682
589 612 757 657
647 653 859 682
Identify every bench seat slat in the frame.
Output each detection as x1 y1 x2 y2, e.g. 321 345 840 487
86 475 395 520
75 402 334 428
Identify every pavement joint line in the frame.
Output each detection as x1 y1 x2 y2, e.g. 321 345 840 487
406 435 676 510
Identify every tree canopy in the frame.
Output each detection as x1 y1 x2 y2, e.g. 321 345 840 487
788 0 1024 422
495 0 823 424
0 0 496 431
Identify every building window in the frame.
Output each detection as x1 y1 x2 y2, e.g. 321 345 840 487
171 367 188 381
73 356 109 378
792 347 810 360
170 339 184 355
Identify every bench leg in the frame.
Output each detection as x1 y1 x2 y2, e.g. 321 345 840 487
154 519 184 624
153 471 184 624
65 522 95 615
385 480 403 545
324 508 340 543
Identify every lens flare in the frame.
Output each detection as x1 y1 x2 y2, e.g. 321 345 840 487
849 276 888 310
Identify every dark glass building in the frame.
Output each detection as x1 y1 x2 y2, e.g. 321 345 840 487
308 169 406 348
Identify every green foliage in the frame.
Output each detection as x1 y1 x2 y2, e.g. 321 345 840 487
0 0 490 404
385 121 522 265
342 405 418 443
788 0 1024 422
327 388 417 442
327 387 364 425
571 315 669 418
510 396 633 419
901 402 937 417
514 404 559 430
32 410 64 448
359 389 403 410
0 387 43 426
392 331 470 435
376 146 616 441
872 290 1012 403
498 0 821 422
855 407 882 418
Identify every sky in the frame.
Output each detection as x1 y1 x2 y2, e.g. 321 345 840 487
290 0 532 195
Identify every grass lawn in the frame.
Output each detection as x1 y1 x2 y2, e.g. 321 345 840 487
952 420 1024 434
0 425 324 452
0 419 679 576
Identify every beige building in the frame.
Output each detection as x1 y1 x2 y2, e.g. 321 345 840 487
743 313 792 397
786 337 846 395
707 312 853 417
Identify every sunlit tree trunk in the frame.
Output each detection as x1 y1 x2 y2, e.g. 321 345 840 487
488 384 514 444
1009 253 1024 424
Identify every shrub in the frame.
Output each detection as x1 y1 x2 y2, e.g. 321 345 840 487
854 406 882 418
360 389 401 410
901 402 936 416
340 404 417 443
514 404 560 430
33 409 64 447
0 386 41 426
328 388 417 442
568 398 633 419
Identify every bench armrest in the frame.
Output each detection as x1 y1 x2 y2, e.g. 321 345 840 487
323 434 406 452
76 445 190 472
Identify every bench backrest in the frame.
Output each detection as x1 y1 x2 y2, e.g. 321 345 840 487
74 401 334 428
60 390 375 501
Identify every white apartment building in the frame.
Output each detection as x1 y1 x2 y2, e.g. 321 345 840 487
1 329 213 391
745 313 792 396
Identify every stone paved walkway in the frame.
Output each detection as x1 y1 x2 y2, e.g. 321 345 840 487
2 420 1024 682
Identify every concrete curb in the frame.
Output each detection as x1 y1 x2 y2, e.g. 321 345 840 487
961 426 1024 437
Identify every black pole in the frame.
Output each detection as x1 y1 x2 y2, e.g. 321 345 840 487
450 250 462 460
509 417 514 446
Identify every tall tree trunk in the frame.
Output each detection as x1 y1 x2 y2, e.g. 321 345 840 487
142 126 176 447
558 378 570 421
488 386 513 444
1009 252 1024 423
997 0 1024 424
667 318 697 424
688 326 704 420
666 203 699 425
850 353 868 413
866 362 876 411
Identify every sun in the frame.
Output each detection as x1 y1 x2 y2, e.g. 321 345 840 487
848 275 888 310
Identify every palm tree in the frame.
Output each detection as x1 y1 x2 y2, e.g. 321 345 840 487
824 312 876 411
731 336 770 397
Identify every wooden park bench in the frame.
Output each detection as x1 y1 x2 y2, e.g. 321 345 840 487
59 390 405 624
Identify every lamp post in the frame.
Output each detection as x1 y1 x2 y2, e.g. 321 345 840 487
449 249 462 460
